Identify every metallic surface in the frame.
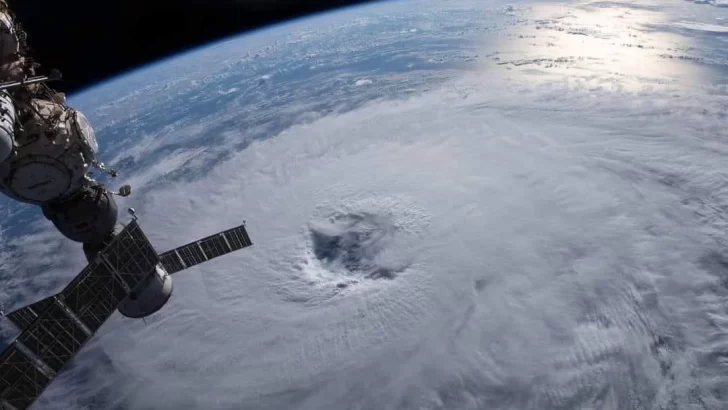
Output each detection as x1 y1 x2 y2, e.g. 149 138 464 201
0 221 157 409
117 265 173 319
0 90 13 162
0 10 17 62
42 186 118 244
0 3 124 263
0 99 98 205
0 219 253 409
5 296 54 330
159 223 253 274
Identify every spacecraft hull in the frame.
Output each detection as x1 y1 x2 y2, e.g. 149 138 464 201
0 8 18 60
0 3 123 252
117 265 174 319
0 90 13 162
0 100 99 205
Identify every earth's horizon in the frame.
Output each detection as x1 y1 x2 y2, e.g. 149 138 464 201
3 0 728 409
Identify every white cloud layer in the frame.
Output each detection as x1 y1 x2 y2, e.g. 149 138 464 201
3 0 728 409
34 70 728 409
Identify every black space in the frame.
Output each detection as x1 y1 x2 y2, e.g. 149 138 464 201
8 0 377 94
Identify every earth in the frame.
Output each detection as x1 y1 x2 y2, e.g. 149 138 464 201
3 0 728 409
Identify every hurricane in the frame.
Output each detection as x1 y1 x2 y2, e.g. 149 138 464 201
2 0 728 409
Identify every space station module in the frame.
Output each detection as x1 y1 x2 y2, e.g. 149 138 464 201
0 2 101 205
0 95 101 204
0 3 124 247
0 0 18 163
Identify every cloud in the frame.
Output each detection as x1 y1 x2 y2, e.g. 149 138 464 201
32 65 728 409
7 0 728 408
685 0 728 7
674 21 728 33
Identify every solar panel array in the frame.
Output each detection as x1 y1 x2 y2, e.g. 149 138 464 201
16 302 90 373
6 296 55 330
100 220 159 289
225 224 254 251
59 261 129 332
158 251 184 274
0 345 52 410
1 220 253 410
0 220 159 410
159 223 252 274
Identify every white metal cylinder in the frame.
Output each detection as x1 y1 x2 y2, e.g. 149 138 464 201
118 265 173 319
0 89 14 162
0 11 18 62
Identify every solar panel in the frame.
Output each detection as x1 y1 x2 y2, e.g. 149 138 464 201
99 220 159 289
177 242 207 268
0 345 52 410
16 301 91 373
6 296 55 330
0 221 163 409
199 235 230 259
59 260 128 332
4 221 157 334
224 224 253 251
159 223 252 274
158 252 185 274
1 219 253 409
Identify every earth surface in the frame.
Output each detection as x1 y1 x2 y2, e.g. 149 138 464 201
3 0 728 409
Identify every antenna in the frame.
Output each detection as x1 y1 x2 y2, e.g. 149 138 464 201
108 185 131 197
91 160 118 178
0 74 58 92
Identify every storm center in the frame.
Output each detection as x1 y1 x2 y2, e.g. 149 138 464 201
307 212 401 281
